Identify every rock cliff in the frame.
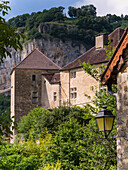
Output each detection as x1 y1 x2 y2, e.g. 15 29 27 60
0 38 87 90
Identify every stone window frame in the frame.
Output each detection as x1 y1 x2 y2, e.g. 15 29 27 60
70 87 77 99
32 91 38 104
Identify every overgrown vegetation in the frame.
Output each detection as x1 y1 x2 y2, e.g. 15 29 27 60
0 93 10 114
7 4 128 47
0 93 12 139
0 103 116 169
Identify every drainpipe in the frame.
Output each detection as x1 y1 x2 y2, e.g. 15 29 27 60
59 81 61 106
69 70 70 107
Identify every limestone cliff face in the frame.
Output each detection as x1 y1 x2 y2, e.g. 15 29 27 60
0 38 87 90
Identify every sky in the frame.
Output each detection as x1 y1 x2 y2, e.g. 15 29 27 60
5 0 128 20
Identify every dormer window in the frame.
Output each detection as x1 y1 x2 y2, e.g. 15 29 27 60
32 75 36 81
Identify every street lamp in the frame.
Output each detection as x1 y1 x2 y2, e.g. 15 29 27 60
95 106 115 138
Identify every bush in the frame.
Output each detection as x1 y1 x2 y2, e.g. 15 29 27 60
45 118 116 169
17 106 92 139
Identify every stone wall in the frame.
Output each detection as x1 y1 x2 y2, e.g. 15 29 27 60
13 69 43 123
60 68 99 106
43 77 60 109
117 72 128 169
11 69 61 123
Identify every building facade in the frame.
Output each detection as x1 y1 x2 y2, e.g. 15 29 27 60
60 28 124 106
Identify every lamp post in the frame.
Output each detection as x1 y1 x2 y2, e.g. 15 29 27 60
95 106 115 138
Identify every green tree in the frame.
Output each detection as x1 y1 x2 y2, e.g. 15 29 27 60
44 118 116 169
8 13 30 28
0 93 10 114
68 6 77 18
0 0 23 63
55 12 64 21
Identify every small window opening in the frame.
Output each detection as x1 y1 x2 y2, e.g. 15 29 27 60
32 92 38 104
54 92 57 101
32 75 36 81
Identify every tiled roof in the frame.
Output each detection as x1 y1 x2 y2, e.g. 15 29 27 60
15 48 61 70
42 72 60 84
61 27 124 71
101 26 128 85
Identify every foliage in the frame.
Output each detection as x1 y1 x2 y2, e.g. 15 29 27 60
17 106 92 139
0 0 23 63
0 111 13 140
2 112 116 170
7 4 128 46
0 93 10 114
0 130 62 170
80 44 117 168
0 94 13 140
42 162 62 170
17 102 116 169
46 118 116 170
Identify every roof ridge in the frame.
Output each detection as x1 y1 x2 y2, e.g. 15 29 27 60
61 47 95 70
36 48 61 69
15 49 37 69
13 48 61 70
108 27 124 37
61 28 123 71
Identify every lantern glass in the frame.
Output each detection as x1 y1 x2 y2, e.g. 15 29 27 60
96 118 104 131
105 117 114 131
95 106 115 138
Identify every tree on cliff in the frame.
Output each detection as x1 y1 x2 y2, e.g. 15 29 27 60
0 0 23 63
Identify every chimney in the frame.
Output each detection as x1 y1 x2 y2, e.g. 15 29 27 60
95 33 108 49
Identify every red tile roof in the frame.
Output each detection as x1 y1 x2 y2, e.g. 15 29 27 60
14 48 61 70
61 28 124 71
42 72 60 84
101 26 128 85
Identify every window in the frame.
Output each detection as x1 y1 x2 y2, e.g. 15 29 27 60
70 87 77 99
54 92 57 101
32 92 38 104
32 75 36 81
70 72 76 78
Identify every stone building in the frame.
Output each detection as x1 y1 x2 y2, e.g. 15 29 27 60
101 26 128 170
11 27 124 137
11 48 60 124
60 28 124 106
